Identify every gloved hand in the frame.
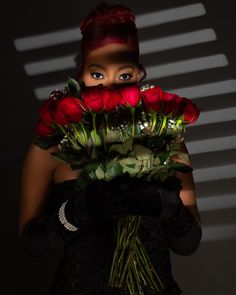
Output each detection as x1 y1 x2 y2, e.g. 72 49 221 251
21 179 121 257
81 174 163 219
84 174 202 256
83 174 182 220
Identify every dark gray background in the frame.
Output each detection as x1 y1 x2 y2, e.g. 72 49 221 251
2 0 236 294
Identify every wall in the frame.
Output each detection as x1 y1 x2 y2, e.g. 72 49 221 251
3 0 235 294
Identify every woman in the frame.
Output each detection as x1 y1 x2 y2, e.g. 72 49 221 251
19 3 202 295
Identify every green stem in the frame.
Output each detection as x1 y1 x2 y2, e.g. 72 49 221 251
117 217 141 286
136 237 164 290
130 107 135 136
104 113 109 134
79 122 88 141
134 243 155 289
131 258 144 295
71 123 84 146
159 115 167 135
109 216 141 287
150 111 157 132
92 113 99 145
127 265 136 295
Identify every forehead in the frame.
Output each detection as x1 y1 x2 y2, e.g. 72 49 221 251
83 43 139 67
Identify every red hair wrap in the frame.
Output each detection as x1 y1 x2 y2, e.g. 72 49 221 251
80 3 139 58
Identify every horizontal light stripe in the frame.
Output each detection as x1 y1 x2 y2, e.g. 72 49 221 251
193 164 236 183
14 3 206 51
198 194 236 212
190 106 236 127
14 27 82 52
202 224 236 242
24 54 77 76
147 54 228 80
136 3 206 29
140 28 216 55
168 79 236 99
187 135 236 155
24 28 217 76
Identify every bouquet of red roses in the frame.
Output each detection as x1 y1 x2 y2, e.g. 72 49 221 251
34 78 200 295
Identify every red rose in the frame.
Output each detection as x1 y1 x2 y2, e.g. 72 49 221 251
160 92 182 116
141 86 163 112
35 120 55 137
119 85 141 108
38 96 58 124
172 95 184 118
103 87 121 111
54 96 84 125
180 97 200 124
82 85 104 112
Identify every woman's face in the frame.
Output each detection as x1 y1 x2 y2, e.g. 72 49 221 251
82 43 141 87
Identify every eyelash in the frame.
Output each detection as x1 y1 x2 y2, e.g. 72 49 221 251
90 72 133 80
91 72 103 80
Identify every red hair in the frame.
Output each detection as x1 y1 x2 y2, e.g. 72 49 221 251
76 2 147 83
80 2 139 56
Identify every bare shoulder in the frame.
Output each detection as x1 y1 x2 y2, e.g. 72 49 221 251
18 142 59 237
23 142 59 165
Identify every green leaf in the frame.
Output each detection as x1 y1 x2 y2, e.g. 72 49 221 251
168 162 193 173
153 157 161 166
133 144 152 160
124 137 133 150
90 130 102 146
88 170 97 180
106 162 123 178
70 164 83 170
83 160 99 173
33 134 62 150
95 166 105 179
119 157 141 175
157 150 171 164
108 144 125 154
66 77 83 98
108 137 133 155
50 149 89 165
106 130 119 143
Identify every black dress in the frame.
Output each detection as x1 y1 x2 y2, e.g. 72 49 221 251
48 179 182 295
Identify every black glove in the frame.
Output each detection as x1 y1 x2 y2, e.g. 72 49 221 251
86 174 202 256
20 180 121 257
20 176 155 257
156 176 203 256
86 174 181 219
82 175 162 219
73 175 203 256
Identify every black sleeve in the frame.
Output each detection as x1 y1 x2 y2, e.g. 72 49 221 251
163 201 202 256
20 198 80 257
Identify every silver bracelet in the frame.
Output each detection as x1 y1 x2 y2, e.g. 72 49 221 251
58 200 79 232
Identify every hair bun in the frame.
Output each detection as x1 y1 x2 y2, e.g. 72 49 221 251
80 2 136 35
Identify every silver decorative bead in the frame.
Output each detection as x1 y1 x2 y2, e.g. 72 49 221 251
58 200 79 232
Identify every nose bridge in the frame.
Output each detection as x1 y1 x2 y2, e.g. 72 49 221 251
104 72 117 87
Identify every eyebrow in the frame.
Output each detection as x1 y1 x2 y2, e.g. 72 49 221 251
88 64 135 70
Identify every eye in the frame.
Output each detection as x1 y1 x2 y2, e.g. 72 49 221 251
119 73 133 80
91 72 104 80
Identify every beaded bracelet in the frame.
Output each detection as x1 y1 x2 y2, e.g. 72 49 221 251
58 200 79 232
